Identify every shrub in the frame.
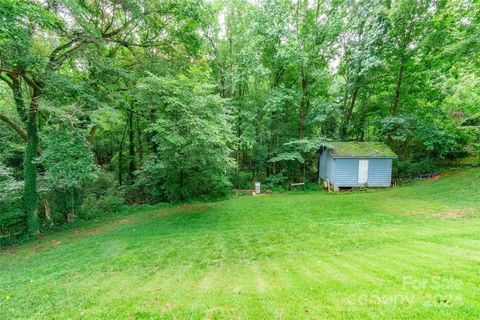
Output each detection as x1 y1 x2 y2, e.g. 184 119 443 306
232 171 254 189
264 171 288 191
75 171 127 219
82 171 117 199
0 164 25 247
95 194 125 214
78 191 125 219
304 182 323 191
0 199 25 247
393 159 441 180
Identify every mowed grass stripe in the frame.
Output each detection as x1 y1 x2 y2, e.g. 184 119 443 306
319 254 382 286
399 241 480 265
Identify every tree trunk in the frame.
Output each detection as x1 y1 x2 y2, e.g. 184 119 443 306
179 168 185 200
2 74 40 236
392 59 405 116
136 114 143 165
118 121 128 186
11 77 27 121
388 58 406 146
298 66 308 139
339 79 360 139
24 89 40 236
43 199 52 224
236 102 241 172
128 110 135 183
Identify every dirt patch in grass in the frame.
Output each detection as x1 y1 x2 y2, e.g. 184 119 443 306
157 204 213 217
24 205 212 252
175 204 210 213
435 208 476 219
2 237 64 255
73 225 114 238
28 239 62 255
1 216 143 255
73 216 138 239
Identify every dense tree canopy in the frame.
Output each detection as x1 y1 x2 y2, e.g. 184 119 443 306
0 0 478 244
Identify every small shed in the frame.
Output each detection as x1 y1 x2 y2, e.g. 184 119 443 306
319 142 397 189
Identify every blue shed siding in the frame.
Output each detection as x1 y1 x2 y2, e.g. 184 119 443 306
321 157 393 187
367 159 393 187
334 158 360 187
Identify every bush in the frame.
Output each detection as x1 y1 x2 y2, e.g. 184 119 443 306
74 171 126 219
40 189 81 225
0 164 25 247
82 171 118 199
129 155 167 203
0 198 25 247
393 159 441 180
95 194 125 214
304 182 324 191
232 171 254 189
77 196 99 220
134 154 233 203
264 171 287 188
79 192 125 220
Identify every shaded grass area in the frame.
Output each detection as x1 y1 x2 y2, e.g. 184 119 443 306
1 168 480 319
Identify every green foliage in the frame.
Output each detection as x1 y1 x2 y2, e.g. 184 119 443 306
264 171 288 190
37 127 96 219
269 151 304 164
80 193 125 220
136 71 234 201
393 159 442 180
268 138 324 184
231 171 255 190
128 155 167 204
0 0 60 69
0 163 24 246
379 115 466 159
462 113 480 127
38 127 96 192
77 172 125 219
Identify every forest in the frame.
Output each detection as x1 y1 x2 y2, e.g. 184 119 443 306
0 0 479 246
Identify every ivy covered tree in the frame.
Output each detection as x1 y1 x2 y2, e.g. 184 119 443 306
37 126 96 222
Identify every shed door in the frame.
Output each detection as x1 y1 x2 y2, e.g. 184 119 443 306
358 160 369 184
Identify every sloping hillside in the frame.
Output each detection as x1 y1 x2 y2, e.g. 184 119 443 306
1 168 479 319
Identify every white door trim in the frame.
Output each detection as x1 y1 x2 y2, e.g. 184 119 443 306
358 160 369 185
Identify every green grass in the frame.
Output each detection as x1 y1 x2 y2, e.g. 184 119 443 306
1 168 480 319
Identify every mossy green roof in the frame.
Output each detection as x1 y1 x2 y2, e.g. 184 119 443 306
324 142 397 158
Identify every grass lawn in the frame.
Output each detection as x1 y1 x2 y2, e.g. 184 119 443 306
1 168 480 319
